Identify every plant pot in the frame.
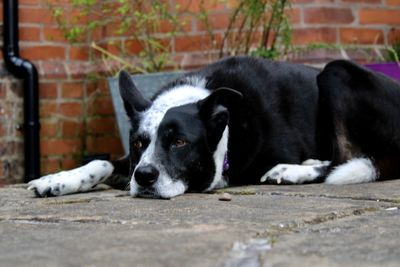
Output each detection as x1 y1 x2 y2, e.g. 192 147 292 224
108 72 184 154
365 62 400 81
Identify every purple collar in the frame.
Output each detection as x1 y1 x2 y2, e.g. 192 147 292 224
223 153 229 173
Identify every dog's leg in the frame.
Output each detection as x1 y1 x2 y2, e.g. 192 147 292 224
260 159 330 184
27 160 114 197
103 156 130 190
324 158 378 184
317 60 400 183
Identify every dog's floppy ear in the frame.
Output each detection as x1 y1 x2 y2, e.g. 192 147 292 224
198 88 242 151
119 70 151 118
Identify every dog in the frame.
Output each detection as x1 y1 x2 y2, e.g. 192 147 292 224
28 56 400 199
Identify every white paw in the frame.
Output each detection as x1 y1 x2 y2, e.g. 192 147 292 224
28 160 114 197
260 162 328 184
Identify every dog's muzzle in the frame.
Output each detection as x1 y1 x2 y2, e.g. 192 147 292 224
134 164 159 187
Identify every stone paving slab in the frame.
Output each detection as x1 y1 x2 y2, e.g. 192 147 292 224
0 181 399 267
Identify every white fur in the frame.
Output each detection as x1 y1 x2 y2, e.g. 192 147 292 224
260 159 330 184
302 159 330 166
138 85 210 137
130 83 210 198
325 158 378 184
205 127 229 192
27 160 114 196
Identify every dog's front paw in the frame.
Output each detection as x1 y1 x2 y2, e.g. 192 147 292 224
260 164 297 184
28 173 70 197
260 164 322 185
28 160 114 197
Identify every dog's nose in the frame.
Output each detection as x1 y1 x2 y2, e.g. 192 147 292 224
135 165 159 186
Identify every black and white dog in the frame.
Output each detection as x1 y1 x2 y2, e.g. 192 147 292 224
28 56 400 199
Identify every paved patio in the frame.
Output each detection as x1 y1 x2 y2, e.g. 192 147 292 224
1 181 399 267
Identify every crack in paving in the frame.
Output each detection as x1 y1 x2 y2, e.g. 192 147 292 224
269 191 400 204
0 215 136 225
255 206 380 241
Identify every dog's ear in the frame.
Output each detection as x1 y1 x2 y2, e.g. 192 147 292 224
198 88 242 151
119 70 151 118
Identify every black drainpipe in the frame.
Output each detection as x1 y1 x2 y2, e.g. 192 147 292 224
3 0 40 182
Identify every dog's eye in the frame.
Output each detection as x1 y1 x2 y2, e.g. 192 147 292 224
133 140 143 150
172 138 187 148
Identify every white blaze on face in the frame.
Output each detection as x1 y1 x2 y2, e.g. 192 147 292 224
130 83 210 198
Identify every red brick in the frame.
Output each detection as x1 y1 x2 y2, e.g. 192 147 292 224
41 158 61 174
87 117 117 134
64 9 89 25
87 97 115 116
161 15 192 33
124 39 143 55
95 41 122 56
288 8 301 25
41 139 82 155
305 8 354 24
67 62 92 79
59 102 83 117
86 80 108 95
40 102 57 118
40 121 59 137
292 28 337 45
342 0 381 3
19 7 54 24
62 157 79 169
292 0 335 3
388 28 400 44
176 0 226 13
340 28 384 44
45 0 71 4
43 27 66 42
86 136 123 155
69 46 89 61
360 9 400 25
196 12 231 32
0 86 5 99
20 0 40 4
175 35 222 52
62 120 84 137
0 141 21 157
20 46 66 60
386 0 400 5
20 26 41 42
39 62 68 79
61 82 84 99
39 82 58 99
0 124 5 137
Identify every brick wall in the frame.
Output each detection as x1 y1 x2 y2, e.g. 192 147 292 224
0 72 23 186
0 0 399 184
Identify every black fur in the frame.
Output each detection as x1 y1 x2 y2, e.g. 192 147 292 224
110 56 400 197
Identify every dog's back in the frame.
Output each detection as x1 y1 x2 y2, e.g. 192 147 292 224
180 57 327 184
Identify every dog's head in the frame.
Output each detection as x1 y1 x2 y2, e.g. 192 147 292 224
119 71 242 198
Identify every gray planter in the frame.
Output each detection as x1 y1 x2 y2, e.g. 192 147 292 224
108 72 184 154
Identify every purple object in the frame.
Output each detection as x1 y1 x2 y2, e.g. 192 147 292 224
223 154 229 173
365 63 400 81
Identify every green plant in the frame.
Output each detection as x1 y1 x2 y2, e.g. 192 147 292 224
387 44 400 63
199 0 292 60
50 0 293 74
51 0 185 73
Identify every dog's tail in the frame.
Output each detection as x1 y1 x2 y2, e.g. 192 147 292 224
324 158 378 184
